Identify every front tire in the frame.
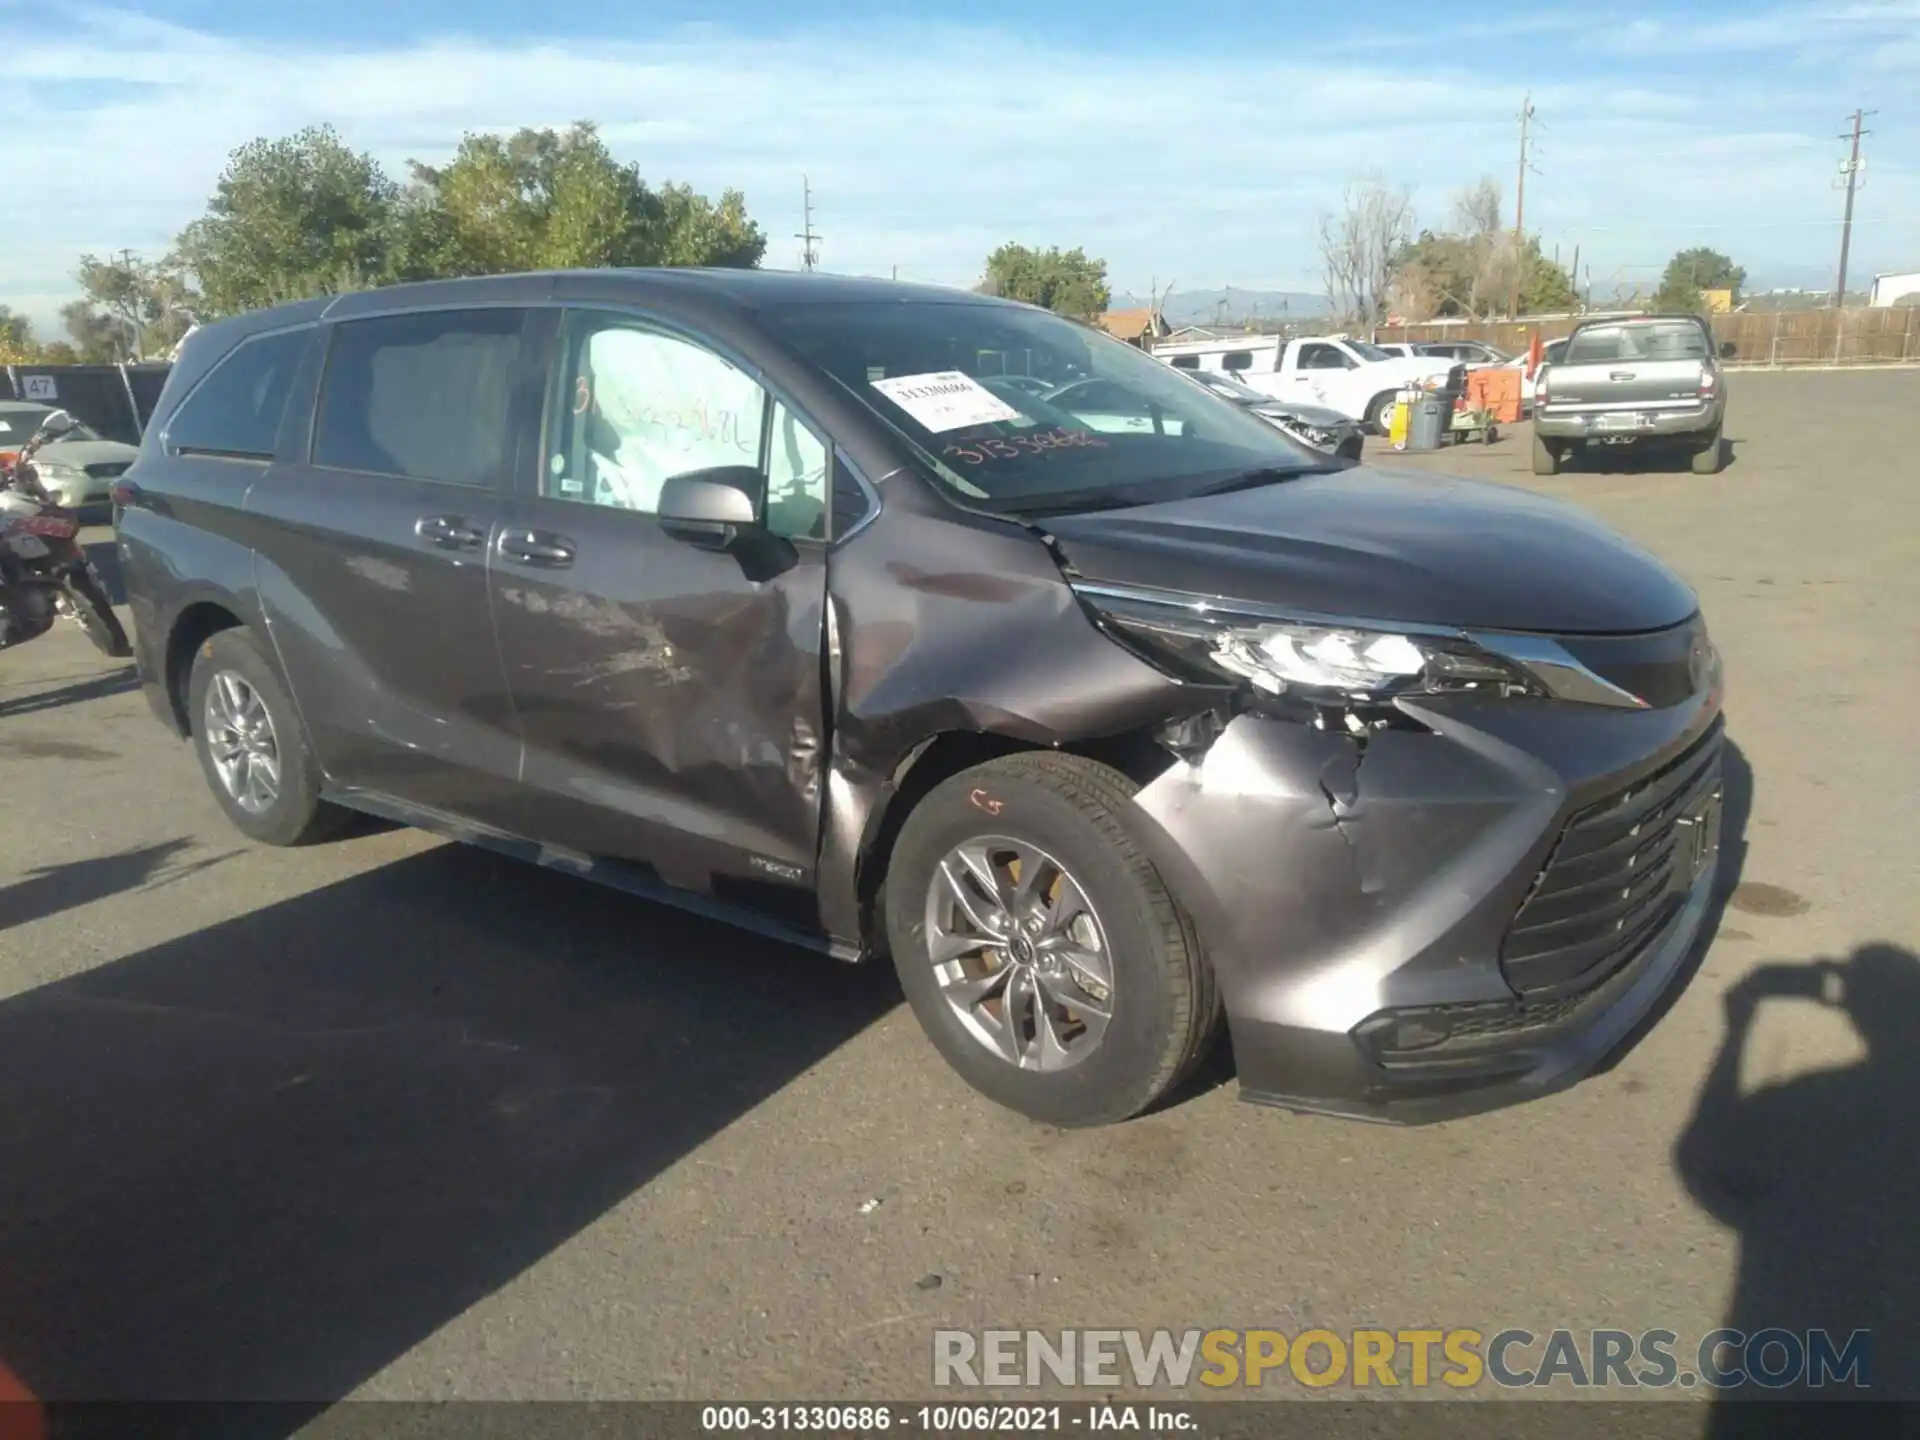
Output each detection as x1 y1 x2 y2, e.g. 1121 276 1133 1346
63 572 130 658
1367 391 1399 434
188 628 347 846
1532 431 1562 475
885 752 1222 1127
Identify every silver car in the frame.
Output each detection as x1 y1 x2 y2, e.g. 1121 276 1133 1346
1531 316 1730 475
0 402 140 509
1180 369 1365 461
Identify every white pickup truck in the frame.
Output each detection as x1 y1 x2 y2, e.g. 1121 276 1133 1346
1151 335 1459 432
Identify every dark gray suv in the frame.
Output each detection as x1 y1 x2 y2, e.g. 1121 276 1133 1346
116 270 1726 1127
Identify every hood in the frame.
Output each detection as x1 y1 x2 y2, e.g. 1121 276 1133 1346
1042 466 1698 635
36 438 139 468
1251 400 1352 428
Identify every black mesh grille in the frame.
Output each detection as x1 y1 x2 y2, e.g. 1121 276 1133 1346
1501 723 1724 998
1552 616 1711 710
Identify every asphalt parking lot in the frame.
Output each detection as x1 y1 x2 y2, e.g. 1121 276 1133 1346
0 369 1915 1415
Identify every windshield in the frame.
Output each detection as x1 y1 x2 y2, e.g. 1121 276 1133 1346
766 300 1320 514
1348 342 1393 363
1187 371 1270 404
0 408 101 443
1565 320 1710 365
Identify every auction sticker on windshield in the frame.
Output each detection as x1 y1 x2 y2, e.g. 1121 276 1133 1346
872 372 1024 433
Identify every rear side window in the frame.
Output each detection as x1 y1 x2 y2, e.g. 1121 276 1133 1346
314 309 527 486
165 327 310 460
1220 351 1253 372
1565 321 1709 365
1169 355 1199 370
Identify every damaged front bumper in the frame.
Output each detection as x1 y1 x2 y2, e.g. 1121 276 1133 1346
1128 689 1724 1124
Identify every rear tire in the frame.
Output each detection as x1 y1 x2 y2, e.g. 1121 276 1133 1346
1532 431 1562 475
885 752 1222 1127
1689 429 1725 475
1367 392 1399 434
187 628 348 847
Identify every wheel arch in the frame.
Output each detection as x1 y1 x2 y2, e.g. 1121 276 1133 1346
851 725 1178 958
164 599 248 736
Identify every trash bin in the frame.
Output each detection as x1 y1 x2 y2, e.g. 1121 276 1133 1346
1406 390 1448 451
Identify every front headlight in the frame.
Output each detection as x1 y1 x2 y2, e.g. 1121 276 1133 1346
1262 413 1335 450
1078 586 1543 704
34 463 86 489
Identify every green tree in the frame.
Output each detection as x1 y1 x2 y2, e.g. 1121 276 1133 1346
176 125 400 315
1517 239 1579 314
0 305 37 363
1653 247 1746 313
60 301 126 363
405 123 767 275
980 244 1111 319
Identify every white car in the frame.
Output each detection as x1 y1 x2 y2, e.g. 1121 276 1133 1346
0 402 138 510
1153 335 1457 432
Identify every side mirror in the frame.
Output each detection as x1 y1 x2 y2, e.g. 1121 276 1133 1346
35 410 77 441
658 466 764 548
1718 341 1737 360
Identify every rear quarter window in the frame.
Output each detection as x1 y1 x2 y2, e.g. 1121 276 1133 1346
163 327 311 460
313 309 528 486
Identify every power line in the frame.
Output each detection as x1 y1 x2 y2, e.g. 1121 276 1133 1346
1833 108 1875 308
796 175 822 273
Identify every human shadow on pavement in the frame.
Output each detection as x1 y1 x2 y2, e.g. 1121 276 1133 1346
0 665 139 720
1674 942 1920 1432
0 843 902 1433
0 839 227 934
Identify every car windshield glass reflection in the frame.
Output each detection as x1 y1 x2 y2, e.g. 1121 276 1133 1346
766 300 1317 516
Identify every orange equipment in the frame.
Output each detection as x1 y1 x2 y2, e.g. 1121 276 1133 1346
1463 366 1523 426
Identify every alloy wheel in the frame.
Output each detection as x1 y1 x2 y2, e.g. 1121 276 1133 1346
923 836 1115 1072
204 670 281 814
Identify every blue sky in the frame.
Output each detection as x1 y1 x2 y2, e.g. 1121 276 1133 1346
6 0 1918 332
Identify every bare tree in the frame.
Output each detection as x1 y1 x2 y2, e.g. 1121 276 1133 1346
1449 176 1514 318
1451 177 1502 238
1318 176 1415 330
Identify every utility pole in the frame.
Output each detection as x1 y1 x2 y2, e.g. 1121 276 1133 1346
1508 93 1535 321
1833 109 1874 308
796 175 821 272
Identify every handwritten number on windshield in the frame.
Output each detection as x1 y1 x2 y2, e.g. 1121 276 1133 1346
943 429 1109 465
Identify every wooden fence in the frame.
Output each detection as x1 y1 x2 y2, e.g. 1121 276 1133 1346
1375 307 1920 367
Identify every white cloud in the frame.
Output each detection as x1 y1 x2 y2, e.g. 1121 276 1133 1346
4 3 1917 333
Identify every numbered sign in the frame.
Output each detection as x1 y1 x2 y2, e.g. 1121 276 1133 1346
21 374 57 401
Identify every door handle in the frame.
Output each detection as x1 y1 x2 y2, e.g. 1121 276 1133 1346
415 513 488 549
497 528 576 568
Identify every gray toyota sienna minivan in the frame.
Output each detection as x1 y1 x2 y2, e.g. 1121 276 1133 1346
116 269 1726 1127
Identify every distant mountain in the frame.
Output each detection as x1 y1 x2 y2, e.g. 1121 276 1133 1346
1111 287 1330 327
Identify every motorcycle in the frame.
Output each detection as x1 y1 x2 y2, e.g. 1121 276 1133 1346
0 409 132 657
